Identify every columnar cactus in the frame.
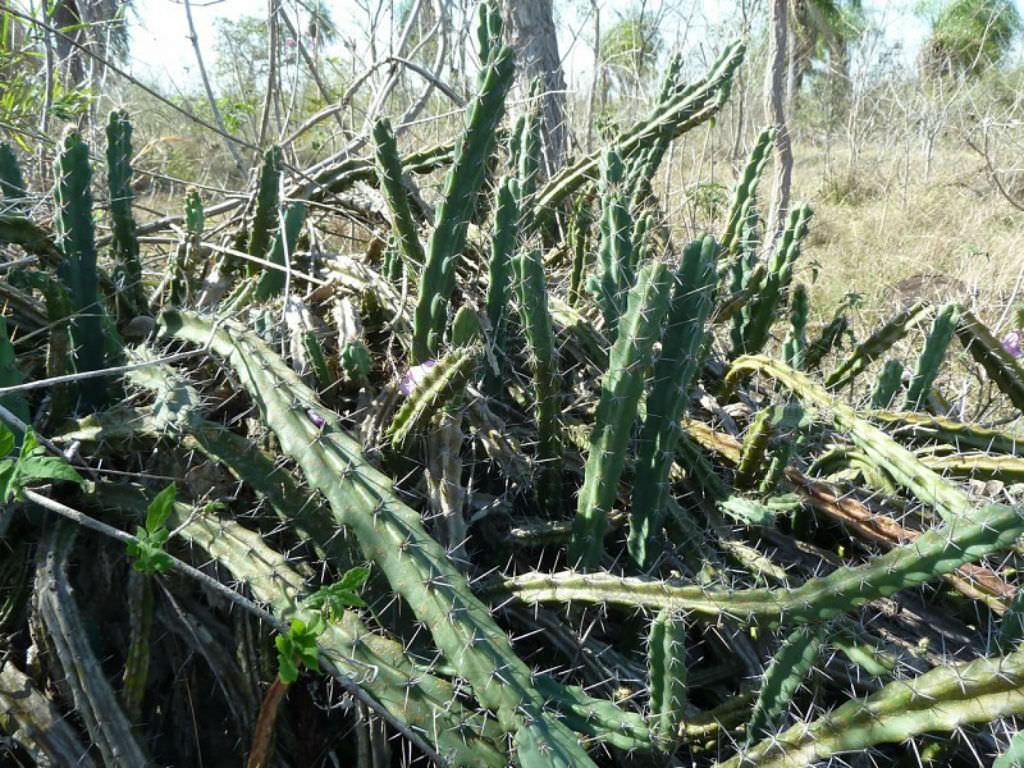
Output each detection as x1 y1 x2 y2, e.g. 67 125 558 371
106 110 146 317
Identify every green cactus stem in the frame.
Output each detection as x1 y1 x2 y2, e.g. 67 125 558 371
410 8 515 363
782 282 809 369
0 142 27 208
588 149 633 336
171 186 204 306
725 355 975 522
373 117 426 271
648 608 688 749
868 409 1024 456
388 346 481 448
803 308 849 370
745 625 824 745
514 248 562 517
825 300 932 390
720 126 775 257
569 262 673 569
629 236 717 566
483 176 519 395
53 128 107 411
157 309 593 765
720 644 1024 768
955 307 1024 412
497 499 1024 626
105 110 147 318
247 146 283 275
120 571 153 723
253 202 307 301
903 302 960 410
871 358 904 410
0 317 30 434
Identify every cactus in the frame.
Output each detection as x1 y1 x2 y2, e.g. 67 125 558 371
53 128 107 411
515 100 543 207
569 262 673 569
825 300 932 389
514 248 562 517
648 608 688 749
0 142 27 208
720 644 1024 768
1001 587 1024 651
0 317 30 434
253 202 307 301
411 5 515 363
157 310 594 765
171 186 204 306
868 409 1024 456
745 625 824 745
499 498 1024 625
803 308 849 370
782 282 809 369
120 571 153 723
568 196 594 307
247 146 283 274
995 734 1024 768
903 302 960 410
388 346 480 447
105 110 147 318
373 117 426 271
735 407 774 490
734 203 813 357
871 358 904 409
955 307 1024 412
727 356 975 522
588 149 634 337
629 236 717 566
451 305 481 347
483 177 519 395
720 126 775 257
301 330 334 390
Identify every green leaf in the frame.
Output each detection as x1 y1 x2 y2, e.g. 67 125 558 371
0 460 17 501
277 652 299 684
17 454 84 486
146 482 177 532
0 424 14 457
336 566 370 591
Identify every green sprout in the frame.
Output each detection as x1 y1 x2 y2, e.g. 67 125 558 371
0 424 83 502
126 482 177 574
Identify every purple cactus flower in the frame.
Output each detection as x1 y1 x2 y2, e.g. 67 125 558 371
1001 329 1023 359
306 409 326 429
399 360 436 396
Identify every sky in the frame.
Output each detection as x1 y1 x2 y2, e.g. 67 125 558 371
121 0 1003 96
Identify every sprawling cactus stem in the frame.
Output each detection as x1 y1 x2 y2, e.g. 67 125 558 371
904 301 960 410
725 355 974 522
735 408 773 490
569 262 673 569
825 300 932 390
106 110 147 317
253 202 307 301
629 236 717 566
120 570 153 723
721 645 1024 768
871 358 904 409
247 146 283 275
387 345 480 447
648 608 688 749
515 248 562 516
0 142 27 208
869 408 1024 455
500 497 1024 624
782 282 808 369
483 176 519 395
411 6 515 363
373 117 426 271
955 307 1024 412
54 128 107 411
533 39 746 221
745 625 824 746
803 308 848 370
162 503 508 766
720 126 775 257
158 310 593 765
736 203 813 357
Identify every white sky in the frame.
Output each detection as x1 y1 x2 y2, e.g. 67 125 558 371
122 0 1007 96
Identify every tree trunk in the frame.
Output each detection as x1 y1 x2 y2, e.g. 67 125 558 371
502 0 567 171
763 0 793 252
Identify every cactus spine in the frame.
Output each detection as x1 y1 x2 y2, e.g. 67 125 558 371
569 262 673 569
903 302 960 410
105 110 146 317
54 128 107 411
411 4 515 363
629 236 717 566
514 248 561 516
